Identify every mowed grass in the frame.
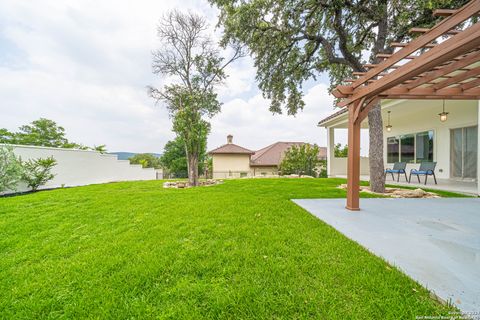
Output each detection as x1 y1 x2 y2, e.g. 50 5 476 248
0 178 458 319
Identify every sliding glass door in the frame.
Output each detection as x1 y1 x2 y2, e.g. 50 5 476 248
450 126 478 180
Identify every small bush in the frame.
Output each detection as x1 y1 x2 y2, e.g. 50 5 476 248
21 156 57 191
0 146 23 192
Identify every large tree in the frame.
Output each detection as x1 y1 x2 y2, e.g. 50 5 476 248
148 10 243 186
9 118 68 147
0 118 103 151
210 0 466 192
160 136 209 178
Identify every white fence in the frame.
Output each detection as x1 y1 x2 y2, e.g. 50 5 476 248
3 144 159 193
328 156 370 177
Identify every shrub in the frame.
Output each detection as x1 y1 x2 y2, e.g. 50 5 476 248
21 157 57 191
0 146 23 192
280 144 322 177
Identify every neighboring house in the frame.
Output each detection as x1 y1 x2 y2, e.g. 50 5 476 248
208 135 255 179
318 99 479 194
209 135 327 178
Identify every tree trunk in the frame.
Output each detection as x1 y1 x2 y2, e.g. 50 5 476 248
367 103 385 193
187 153 199 186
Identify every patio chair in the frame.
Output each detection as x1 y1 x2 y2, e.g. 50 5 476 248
384 162 408 182
409 162 437 185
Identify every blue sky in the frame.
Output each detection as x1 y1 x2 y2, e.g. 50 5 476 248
0 0 366 154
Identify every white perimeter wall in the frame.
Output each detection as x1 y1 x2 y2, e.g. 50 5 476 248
4 144 158 193
328 157 370 176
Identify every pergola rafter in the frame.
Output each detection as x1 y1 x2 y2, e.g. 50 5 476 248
332 0 480 211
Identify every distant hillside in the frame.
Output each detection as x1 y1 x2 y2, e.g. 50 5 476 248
110 152 162 160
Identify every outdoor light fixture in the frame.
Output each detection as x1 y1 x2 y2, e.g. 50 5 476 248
439 100 449 122
386 111 392 132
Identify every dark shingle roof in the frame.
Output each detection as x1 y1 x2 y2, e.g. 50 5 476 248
250 142 327 167
317 108 348 127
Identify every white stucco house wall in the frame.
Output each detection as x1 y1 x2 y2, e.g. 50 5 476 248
318 99 479 195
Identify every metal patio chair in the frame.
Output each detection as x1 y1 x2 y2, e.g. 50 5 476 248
385 162 408 182
409 162 437 185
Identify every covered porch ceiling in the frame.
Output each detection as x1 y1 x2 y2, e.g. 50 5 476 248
319 99 478 129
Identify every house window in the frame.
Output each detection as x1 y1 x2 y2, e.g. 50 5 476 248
387 137 399 163
400 134 415 163
387 130 434 163
415 131 434 163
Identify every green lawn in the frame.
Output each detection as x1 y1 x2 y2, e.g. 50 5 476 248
0 178 459 319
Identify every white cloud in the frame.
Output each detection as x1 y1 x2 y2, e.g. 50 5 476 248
0 0 349 154
210 83 336 150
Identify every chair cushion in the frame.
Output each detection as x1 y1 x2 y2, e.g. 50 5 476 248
386 169 402 173
411 170 429 175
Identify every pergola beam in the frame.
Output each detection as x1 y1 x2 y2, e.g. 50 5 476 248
460 77 480 90
433 9 457 17
410 27 461 35
351 0 480 88
338 21 480 107
403 50 480 89
390 42 437 48
380 87 480 96
376 53 417 60
431 65 480 89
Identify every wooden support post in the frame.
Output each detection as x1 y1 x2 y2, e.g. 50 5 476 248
346 100 362 211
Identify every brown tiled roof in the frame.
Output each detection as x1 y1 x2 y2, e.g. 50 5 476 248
317 108 348 127
250 142 327 167
208 143 255 155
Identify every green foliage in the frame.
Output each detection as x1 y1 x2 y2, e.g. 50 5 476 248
129 153 161 169
211 0 469 114
279 144 323 177
160 136 209 178
0 128 16 144
0 146 23 192
0 118 105 151
15 118 68 147
92 145 107 153
318 159 328 178
0 179 459 318
160 137 188 178
21 156 57 191
334 143 349 158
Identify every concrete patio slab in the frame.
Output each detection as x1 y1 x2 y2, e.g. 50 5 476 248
293 198 480 313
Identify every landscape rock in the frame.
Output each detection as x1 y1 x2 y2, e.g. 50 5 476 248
163 179 222 189
338 184 439 198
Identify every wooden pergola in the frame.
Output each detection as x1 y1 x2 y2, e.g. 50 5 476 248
332 0 480 210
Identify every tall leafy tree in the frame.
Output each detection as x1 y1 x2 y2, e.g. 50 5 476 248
160 136 209 179
210 0 467 192
0 129 16 144
148 10 243 186
15 118 68 147
0 118 103 151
